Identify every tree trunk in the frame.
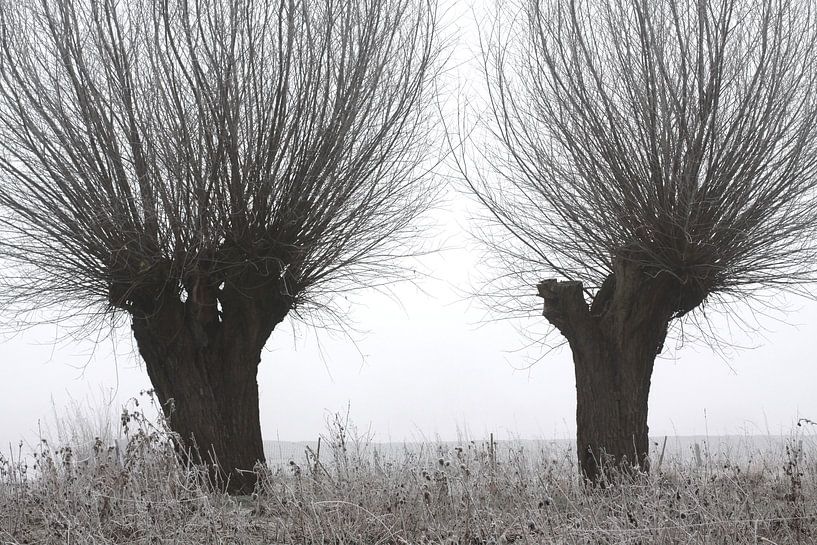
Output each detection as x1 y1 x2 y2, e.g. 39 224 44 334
571 331 653 482
119 267 291 495
131 322 268 494
538 254 703 484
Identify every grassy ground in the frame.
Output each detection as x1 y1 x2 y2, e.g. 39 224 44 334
1 408 815 544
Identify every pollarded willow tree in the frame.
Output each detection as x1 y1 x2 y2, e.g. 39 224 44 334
465 0 817 482
0 0 439 493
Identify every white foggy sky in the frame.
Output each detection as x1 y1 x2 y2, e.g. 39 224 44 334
1 0 816 450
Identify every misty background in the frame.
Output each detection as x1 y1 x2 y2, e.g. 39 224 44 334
0 0 815 453
1 198 815 450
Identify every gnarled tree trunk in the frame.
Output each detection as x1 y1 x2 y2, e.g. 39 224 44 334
118 266 291 495
538 254 704 483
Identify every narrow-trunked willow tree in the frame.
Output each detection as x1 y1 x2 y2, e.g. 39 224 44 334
0 0 439 493
464 0 817 483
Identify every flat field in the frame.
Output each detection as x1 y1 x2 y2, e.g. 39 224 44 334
1 416 815 544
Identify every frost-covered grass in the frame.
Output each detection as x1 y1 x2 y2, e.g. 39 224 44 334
1 405 815 544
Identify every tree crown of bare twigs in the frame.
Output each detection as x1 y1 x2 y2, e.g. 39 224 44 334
461 0 817 319
0 0 440 327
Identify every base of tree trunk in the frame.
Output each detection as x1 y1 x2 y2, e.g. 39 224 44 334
139 342 267 495
161 373 266 495
574 356 650 484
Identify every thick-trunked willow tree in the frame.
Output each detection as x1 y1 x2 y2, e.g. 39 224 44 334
466 0 817 482
0 0 438 493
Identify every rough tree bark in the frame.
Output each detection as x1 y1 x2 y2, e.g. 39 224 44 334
112 260 291 494
538 252 706 483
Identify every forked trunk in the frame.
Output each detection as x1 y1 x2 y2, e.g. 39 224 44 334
116 268 291 495
538 254 704 483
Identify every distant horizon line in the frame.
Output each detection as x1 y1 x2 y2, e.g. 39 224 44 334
262 433 800 445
